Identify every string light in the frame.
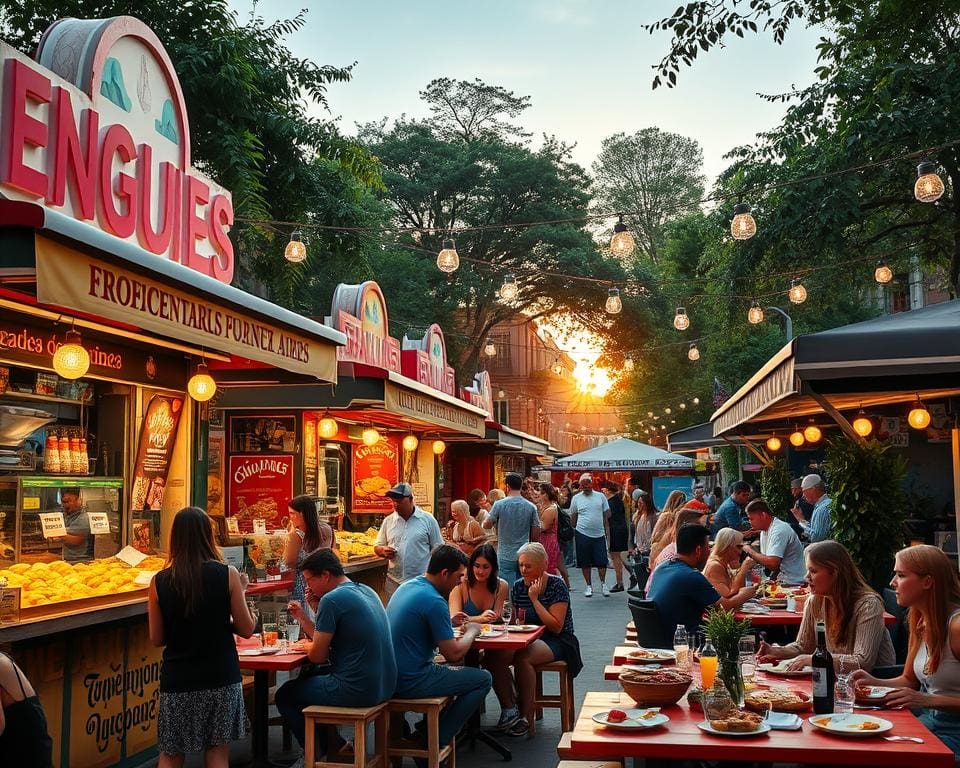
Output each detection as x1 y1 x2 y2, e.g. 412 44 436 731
362 426 381 446
624 356 635 371
679 402 687 409
908 395 931 429
687 343 700 361
789 427 805 447
914 161 945 203
436 237 460 272
748 301 764 324
284 230 306 263
664 407 672 415
500 273 519 301
186 362 216 401
484 338 497 357
874 260 893 284
552 359 563 375
692 397 699 405
318 415 339 439
803 422 822 443
51 326 90 380
402 433 419 452
765 435 782 452
605 288 623 314
788 278 808 304
432 439 447 455
852 408 873 437
609 214 636 258
673 307 690 330
731 203 757 240
497 389 506 399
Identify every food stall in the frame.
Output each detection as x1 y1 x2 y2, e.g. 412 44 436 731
0 17 344 766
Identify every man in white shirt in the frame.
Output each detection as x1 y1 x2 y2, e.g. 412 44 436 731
742 498 806 585
374 483 443 599
569 473 611 597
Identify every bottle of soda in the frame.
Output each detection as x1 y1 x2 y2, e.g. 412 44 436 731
812 620 835 714
673 624 689 670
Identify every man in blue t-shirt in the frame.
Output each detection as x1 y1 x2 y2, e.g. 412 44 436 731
648 524 758 646
711 481 753 535
482 473 540 587
276 548 397 752
388 545 492 750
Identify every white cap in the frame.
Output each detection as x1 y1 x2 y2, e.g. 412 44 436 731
579 473 593 483
801 474 822 491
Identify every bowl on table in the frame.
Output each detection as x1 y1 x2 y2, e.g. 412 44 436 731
618 667 692 707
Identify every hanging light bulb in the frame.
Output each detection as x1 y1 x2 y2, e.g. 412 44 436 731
852 408 874 437
789 428 805 447
914 161 945 203
908 395 931 429
187 362 217 401
500 273 519 301
436 237 460 273
789 278 807 304
766 435 782 452
673 307 690 330
552 359 563 375
605 287 622 314
432 439 446 455
361 426 381 446
402 433 419 452
748 301 764 325
664 407 672 415
484 338 497 357
804 422 822 443
687 343 700 361
497 389 506 399
318 415 339 439
874 260 893 285
692 397 700 405
647 411 654 418
609 214 636 258
679 402 687 410
51 326 90 380
730 202 757 240
284 230 306 263
624 356 635 372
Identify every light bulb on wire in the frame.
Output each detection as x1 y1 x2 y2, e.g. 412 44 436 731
500 273 519 301
609 215 636 258
692 397 700 405
318 415 339 439
803 422 822 443
789 278 808 304
484 338 496 357
874 260 893 284
187 362 216 401
436 238 460 273
605 287 622 314
361 426 381 446
789 428 805 447
908 395 931 429
687 343 700 361
765 435 782 452
624 356 635 372
914 161 945 203
497 389 506 399
284 230 306 263
731 202 757 240
673 307 690 330
52 326 90 380
402 434 419 452
748 300 764 324
551 359 563 375
852 408 873 437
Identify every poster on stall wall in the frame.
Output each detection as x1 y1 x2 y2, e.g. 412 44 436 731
303 414 318 497
207 429 225 517
130 395 184 514
352 439 399 512
228 455 294 532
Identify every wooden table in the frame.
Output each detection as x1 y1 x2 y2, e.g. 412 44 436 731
237 639 309 768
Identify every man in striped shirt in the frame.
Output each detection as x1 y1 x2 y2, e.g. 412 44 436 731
790 474 832 542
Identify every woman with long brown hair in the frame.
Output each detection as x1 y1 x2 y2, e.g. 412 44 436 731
758 540 894 672
851 545 960 757
649 490 687 564
534 483 571 586
645 506 709 593
148 507 256 768
285 495 335 609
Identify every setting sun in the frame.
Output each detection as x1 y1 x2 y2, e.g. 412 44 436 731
537 318 614 396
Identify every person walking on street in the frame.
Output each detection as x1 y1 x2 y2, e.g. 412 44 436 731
569 474 611 597
600 480 629 592
374 483 443 599
482 473 540 587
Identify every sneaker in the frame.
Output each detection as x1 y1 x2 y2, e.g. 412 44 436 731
610 583 625 593
504 716 530 737
602 583 611 597
493 709 522 731
584 584 593 597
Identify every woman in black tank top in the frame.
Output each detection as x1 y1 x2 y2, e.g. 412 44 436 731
0 651 53 767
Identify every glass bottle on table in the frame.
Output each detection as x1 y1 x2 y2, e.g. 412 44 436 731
247 600 262 649
700 636 718 689
812 620 836 714
673 624 690 670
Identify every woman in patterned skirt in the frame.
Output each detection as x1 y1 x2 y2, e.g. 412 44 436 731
148 507 257 767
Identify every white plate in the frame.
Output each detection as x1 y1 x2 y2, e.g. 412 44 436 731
757 662 813 678
627 648 676 662
858 686 897 700
238 646 281 656
766 712 803 730
697 720 771 737
808 713 893 736
592 709 669 730
505 625 539 632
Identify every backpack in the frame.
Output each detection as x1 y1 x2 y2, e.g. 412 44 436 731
556 504 575 543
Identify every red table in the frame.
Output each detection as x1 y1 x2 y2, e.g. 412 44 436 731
237 638 309 768
736 608 898 626
612 645 676 665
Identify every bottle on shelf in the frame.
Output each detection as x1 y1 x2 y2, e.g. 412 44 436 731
673 624 690 670
70 430 84 474
57 429 70 474
43 430 60 473
812 620 836 714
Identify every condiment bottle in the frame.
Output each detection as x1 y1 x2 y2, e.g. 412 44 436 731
57 430 70 473
43 431 60 473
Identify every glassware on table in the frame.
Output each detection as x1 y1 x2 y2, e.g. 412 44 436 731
262 622 279 648
673 624 690 671
277 612 288 652
739 635 757 683
516 607 527 625
835 654 859 714
700 637 719 689
501 601 512 626
247 601 262 649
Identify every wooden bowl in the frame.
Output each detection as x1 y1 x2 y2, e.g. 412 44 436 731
618 670 692 707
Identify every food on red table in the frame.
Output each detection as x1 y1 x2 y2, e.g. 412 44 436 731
687 686 704 712
709 709 765 732
606 709 628 723
744 689 811 712
620 668 690 684
628 648 673 661
852 720 881 730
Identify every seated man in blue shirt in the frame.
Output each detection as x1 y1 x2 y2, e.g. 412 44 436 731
648 524 758 647
276 548 397 756
388 544 493 754
711 481 753 536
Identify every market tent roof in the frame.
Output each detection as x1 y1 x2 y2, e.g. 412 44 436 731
711 300 960 435
544 437 693 470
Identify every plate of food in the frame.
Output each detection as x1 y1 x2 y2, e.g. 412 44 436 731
627 648 676 663
855 685 897 701
808 714 893 737
238 646 281 656
505 624 540 632
592 708 669 730
698 710 771 737
757 661 813 677
744 689 812 713
759 598 789 609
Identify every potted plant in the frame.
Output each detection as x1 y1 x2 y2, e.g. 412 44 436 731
702 607 753 705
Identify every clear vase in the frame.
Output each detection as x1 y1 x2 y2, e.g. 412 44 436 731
718 652 745 707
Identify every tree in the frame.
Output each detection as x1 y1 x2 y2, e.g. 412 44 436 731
419 77 532 144
592 129 705 265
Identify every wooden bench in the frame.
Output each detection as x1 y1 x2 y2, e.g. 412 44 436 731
302 702 388 768
385 696 455 768
533 660 575 734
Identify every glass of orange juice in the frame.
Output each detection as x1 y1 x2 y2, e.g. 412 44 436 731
262 623 279 648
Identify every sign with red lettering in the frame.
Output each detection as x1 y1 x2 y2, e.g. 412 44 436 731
228 455 293 533
0 17 234 283
352 439 399 512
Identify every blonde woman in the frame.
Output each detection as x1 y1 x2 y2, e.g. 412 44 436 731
649 490 687 564
851 545 960 756
485 489 505 545
449 500 486 556
703 528 756 597
645 507 708 593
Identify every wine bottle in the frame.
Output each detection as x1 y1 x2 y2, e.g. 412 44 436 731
812 620 835 714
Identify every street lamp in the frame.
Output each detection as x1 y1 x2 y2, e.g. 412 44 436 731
760 306 794 340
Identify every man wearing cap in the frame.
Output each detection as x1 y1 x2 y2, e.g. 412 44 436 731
482 472 540 587
788 478 813 537
791 474 832 542
375 483 443 599
569 473 611 597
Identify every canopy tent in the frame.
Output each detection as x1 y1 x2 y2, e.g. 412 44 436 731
667 422 771 454
711 299 960 436
545 437 693 471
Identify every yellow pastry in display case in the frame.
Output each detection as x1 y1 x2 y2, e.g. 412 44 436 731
333 527 379 561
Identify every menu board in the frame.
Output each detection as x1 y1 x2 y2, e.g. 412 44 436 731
352 439 399 512
130 395 184 513
303 414 318 497
227 455 293 533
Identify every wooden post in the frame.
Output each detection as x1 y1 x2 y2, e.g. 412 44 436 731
802 384 863 442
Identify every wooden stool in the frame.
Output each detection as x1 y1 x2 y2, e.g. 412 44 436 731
385 696 455 768
533 660 575 734
302 702 388 768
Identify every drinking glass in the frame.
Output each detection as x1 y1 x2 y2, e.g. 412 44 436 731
516 607 527 625
739 635 757 683
835 655 859 714
277 612 288 652
501 602 512 626
263 622 279 648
